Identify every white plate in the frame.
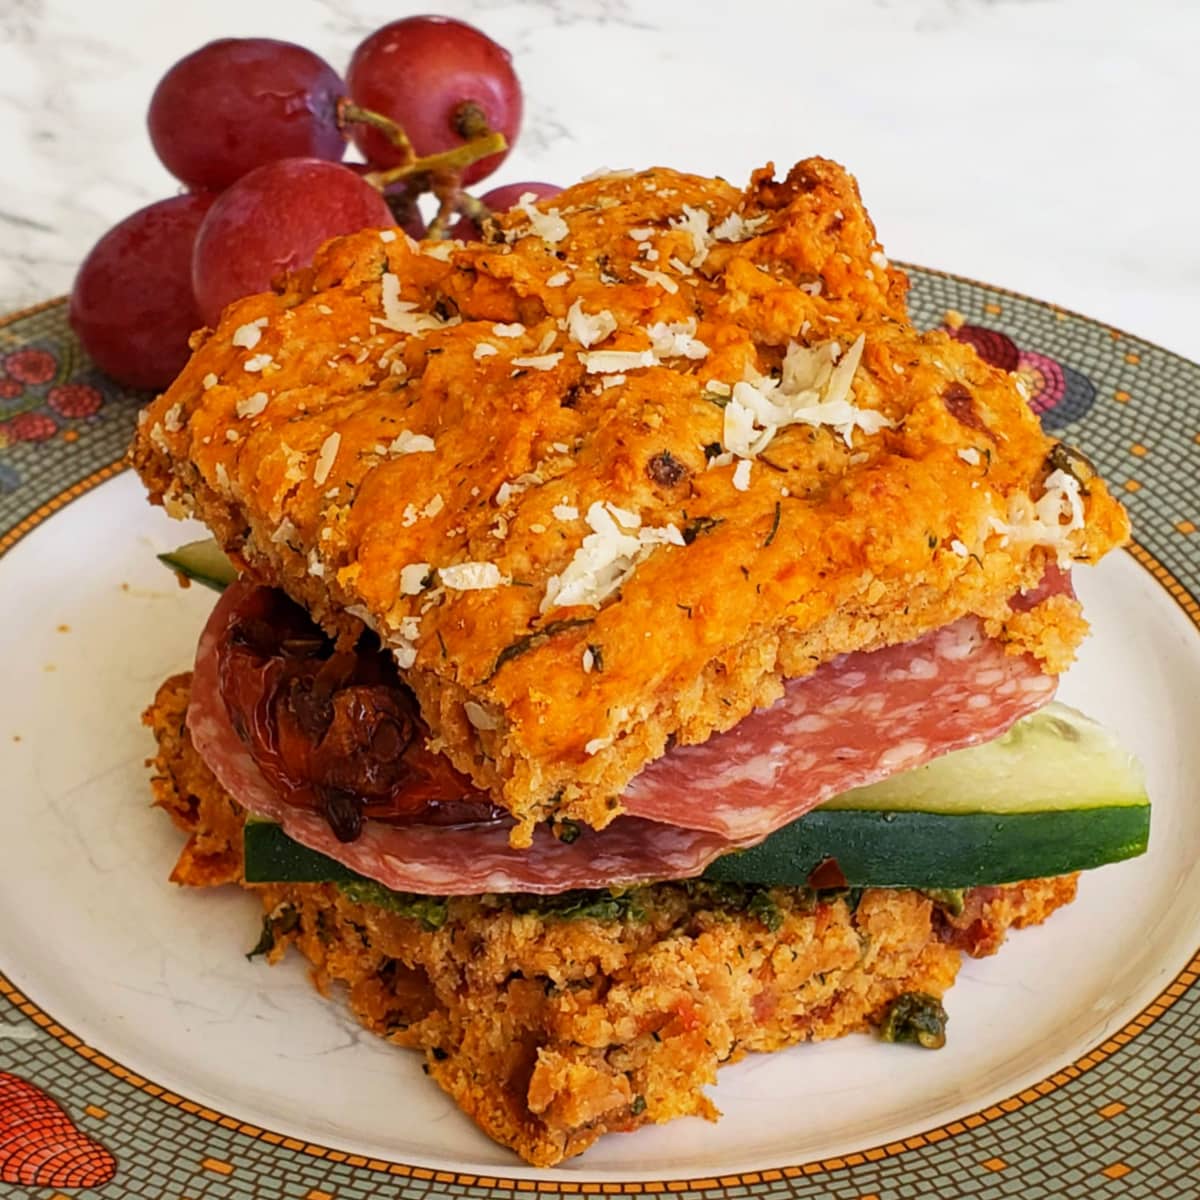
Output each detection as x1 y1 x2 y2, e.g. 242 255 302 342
2 470 1197 1181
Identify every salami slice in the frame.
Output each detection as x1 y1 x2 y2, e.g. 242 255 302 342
622 618 1057 839
187 583 743 894
188 581 1058 893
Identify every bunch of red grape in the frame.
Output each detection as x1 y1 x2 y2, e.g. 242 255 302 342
70 16 562 391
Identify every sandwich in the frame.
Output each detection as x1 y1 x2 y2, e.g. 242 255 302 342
131 157 1147 1166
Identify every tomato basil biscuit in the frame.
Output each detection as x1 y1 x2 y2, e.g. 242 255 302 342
131 158 1130 849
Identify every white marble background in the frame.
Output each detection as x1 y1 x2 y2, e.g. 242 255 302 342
1 0 1197 358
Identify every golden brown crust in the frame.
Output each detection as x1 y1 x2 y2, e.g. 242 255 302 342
132 158 1129 838
145 673 1078 1166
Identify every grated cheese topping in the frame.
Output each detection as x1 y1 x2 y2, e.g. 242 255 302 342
541 501 684 613
474 343 499 360
732 459 752 491
232 317 268 350
545 270 571 288
647 318 708 360
720 334 889 460
390 615 421 669
986 469 1086 566
235 391 268 419
378 229 398 244
512 353 564 371
566 299 618 348
492 323 525 338
579 349 658 374
375 273 461 336
399 562 431 594
439 561 508 591
514 193 569 244
243 353 273 372
958 447 981 466
630 264 679 293
464 700 502 731
712 211 769 242
670 204 711 268
387 430 436 455
312 432 340 486
202 373 218 390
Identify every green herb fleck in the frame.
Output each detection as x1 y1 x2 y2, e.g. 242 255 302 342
764 501 782 548
246 904 300 961
555 819 583 844
682 515 723 545
486 617 595 682
630 1095 647 1116
338 881 449 931
879 991 948 1049
746 889 783 932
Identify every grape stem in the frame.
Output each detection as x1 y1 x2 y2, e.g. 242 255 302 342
337 99 416 161
366 131 507 189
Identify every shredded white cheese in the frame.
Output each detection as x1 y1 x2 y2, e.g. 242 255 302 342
670 204 711 268
630 264 679 293
712 211 769 242
162 403 184 433
951 539 970 557
540 501 684 613
231 317 268 349
474 343 499 360
958 447 982 466
647 318 708 360
584 736 612 756
387 430 435 456
202 373 218 391
464 700 502 732
375 273 460 335
566 299 618 348
546 270 571 288
582 647 595 673
720 334 888 460
439 561 508 591
512 353 563 371
379 229 398 243
312 432 340 486
553 503 580 521
243 354 273 372
601 373 627 389
399 563 431 594
492 323 525 339
986 469 1086 566
235 391 268 419
390 615 421 669
732 459 752 491
514 193 569 244
579 349 658 374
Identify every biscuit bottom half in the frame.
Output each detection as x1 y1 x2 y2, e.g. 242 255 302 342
144 672 1078 1167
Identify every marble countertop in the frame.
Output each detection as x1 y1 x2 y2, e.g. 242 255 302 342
1 0 1196 359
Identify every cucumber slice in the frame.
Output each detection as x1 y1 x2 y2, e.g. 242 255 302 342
158 538 236 591
706 703 1149 888
243 818 364 884
240 703 1150 892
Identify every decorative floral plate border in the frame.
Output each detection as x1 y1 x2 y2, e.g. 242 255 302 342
1 271 1197 1199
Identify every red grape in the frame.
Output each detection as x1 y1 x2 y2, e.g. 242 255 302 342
346 16 521 185
191 158 394 327
451 180 561 240
148 38 346 190
69 193 215 391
